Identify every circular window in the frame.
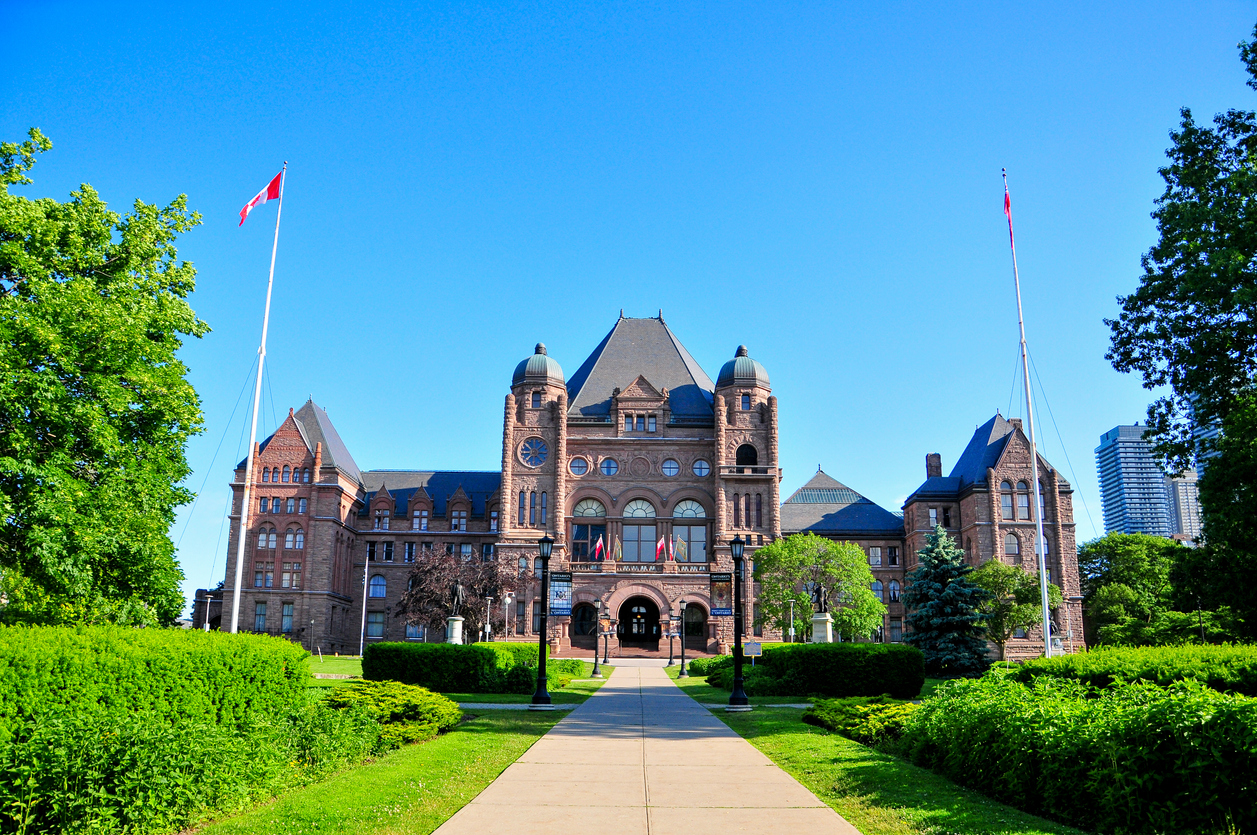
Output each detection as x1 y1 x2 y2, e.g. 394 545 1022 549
692 459 711 477
520 438 548 467
569 458 588 476
662 458 680 477
600 458 619 476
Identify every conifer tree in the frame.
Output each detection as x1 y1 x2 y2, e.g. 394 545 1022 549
901 526 992 675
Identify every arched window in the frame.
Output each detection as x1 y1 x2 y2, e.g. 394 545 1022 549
741 393 751 410
294 529 304 549
672 500 706 518
261 467 270 482
622 499 657 518
518 556 528 572
529 492 537 525
573 498 607 517
1039 483 1047 522
368 574 387 598
286 498 295 514
1000 481 1014 520
744 494 752 528
1005 533 1021 563
871 580 884 602
540 492 547 525
733 493 741 527
889 579 900 601
519 491 526 525
268 529 277 549
303 468 310 483
1016 481 1031 520
257 528 268 548
736 444 758 466
282 465 290 483
755 494 763 527
1035 534 1050 558
285 528 295 549
533 558 542 578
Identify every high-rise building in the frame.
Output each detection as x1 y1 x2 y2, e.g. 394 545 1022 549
1096 424 1172 537
1165 470 1203 542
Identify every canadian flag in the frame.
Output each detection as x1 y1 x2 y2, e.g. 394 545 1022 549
239 171 283 226
593 535 605 561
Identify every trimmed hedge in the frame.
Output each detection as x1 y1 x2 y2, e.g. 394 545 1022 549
897 674 1257 834
473 642 585 677
364 642 585 693
802 696 918 745
1009 643 1257 696
322 681 462 747
698 643 924 699
0 624 309 743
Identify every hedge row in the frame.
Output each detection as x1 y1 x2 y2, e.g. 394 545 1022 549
1010 643 1257 696
693 643 925 699
0 625 309 744
364 642 585 693
897 674 1257 834
322 681 462 747
802 696 918 745
473 642 585 677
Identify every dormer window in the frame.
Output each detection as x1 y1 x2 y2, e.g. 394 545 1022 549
374 511 389 530
413 509 428 531
531 391 542 408
648 415 657 432
635 416 645 432
261 468 270 483
451 509 468 531
282 465 290 483
625 414 632 431
741 394 751 410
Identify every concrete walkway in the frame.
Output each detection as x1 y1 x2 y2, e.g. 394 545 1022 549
434 665 859 834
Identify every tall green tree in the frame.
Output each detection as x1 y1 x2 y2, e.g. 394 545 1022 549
970 559 1062 662
0 129 208 625
752 532 886 642
900 527 991 675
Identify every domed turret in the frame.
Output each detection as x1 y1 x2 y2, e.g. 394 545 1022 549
512 343 565 386
716 345 769 389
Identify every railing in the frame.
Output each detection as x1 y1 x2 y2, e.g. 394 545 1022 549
569 561 710 574
676 564 709 573
719 465 776 477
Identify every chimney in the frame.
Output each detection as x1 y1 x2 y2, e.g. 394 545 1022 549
1010 418 1023 430
926 453 942 479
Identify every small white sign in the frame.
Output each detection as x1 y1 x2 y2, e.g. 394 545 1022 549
744 641 762 657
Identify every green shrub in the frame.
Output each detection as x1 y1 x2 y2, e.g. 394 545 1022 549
0 624 309 744
504 664 537 693
322 680 462 747
687 656 720 676
1009 643 1257 696
708 665 781 695
474 641 539 666
803 696 918 745
363 642 515 691
701 644 924 699
897 674 1257 834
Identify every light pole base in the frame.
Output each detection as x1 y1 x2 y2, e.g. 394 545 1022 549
725 705 753 712
528 704 557 711
591 672 604 679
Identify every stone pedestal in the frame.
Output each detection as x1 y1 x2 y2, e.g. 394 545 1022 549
810 612 834 644
447 616 464 644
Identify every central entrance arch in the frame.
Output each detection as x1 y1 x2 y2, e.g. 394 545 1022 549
617 596 660 649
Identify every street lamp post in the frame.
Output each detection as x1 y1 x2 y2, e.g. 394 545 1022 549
666 616 676 667
603 618 616 665
789 599 795 643
530 536 554 710
503 593 513 641
727 536 750 711
591 600 603 678
485 596 494 642
678 598 689 677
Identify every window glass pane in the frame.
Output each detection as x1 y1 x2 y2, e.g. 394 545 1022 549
625 415 632 431
648 416 656 432
600 458 618 476
662 459 680 477
366 612 384 638
573 498 606 516
623 499 656 518
635 416 645 432
570 458 588 476
692 459 710 477
369 575 387 597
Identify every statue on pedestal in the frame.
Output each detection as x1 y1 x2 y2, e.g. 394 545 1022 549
449 582 466 618
812 583 829 614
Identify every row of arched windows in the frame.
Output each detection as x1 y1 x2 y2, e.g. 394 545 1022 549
257 526 305 549
261 465 309 483
518 491 548 526
871 579 901 603
1004 532 1050 563
1000 481 1048 522
568 498 706 518
732 493 763 528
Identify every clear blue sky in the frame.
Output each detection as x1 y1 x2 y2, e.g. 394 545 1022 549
5 2 1253 613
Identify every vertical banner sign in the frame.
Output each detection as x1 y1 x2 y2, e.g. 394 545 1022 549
549 571 573 616
710 573 733 616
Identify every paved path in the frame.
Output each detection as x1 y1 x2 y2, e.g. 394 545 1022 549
434 665 859 835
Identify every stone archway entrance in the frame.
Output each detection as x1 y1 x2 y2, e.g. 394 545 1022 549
618 596 660 650
570 602 598 650
683 603 708 651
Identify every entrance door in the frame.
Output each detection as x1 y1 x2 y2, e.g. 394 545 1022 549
617 597 660 649
570 603 597 650
683 603 708 651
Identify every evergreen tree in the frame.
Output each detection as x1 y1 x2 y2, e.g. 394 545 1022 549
901 526 992 675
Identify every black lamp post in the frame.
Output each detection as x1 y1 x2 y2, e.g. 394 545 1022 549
678 598 689 677
530 536 554 709
603 618 616 665
591 599 603 678
728 536 750 710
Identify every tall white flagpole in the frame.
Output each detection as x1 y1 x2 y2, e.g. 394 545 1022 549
1003 169 1053 658
229 163 287 633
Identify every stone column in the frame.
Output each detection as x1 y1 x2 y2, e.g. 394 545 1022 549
501 394 515 534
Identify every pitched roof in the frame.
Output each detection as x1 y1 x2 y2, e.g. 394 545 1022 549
948 413 1016 488
360 470 502 517
243 399 362 484
780 470 905 537
566 316 715 419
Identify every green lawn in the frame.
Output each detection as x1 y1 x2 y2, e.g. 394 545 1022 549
307 655 363 677
663 663 815 703
193 710 561 835
716 709 1089 835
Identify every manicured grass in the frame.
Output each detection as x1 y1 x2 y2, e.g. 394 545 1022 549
442 662 612 703
716 708 1089 835
193 709 561 835
663 663 814 704
308 655 364 677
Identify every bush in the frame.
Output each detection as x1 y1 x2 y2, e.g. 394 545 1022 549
363 642 515 691
1009 643 1257 696
896 674 1257 834
687 656 720 676
701 644 924 699
322 681 462 747
708 665 782 695
803 696 918 745
504 664 537 693
0 624 309 743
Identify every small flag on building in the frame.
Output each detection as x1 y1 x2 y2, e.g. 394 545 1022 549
593 535 605 561
656 536 667 561
239 170 283 226
612 537 622 562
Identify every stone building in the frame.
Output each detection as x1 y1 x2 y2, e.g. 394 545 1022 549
197 314 1082 660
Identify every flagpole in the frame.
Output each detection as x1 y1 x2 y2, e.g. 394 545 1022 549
1003 168 1053 659
229 162 287 633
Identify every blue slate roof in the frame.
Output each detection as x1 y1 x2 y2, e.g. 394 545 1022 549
566 315 715 419
242 399 362 484
949 413 1015 488
780 470 905 537
360 470 502 517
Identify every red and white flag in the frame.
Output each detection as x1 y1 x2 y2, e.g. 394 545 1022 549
655 536 667 561
593 535 605 561
239 171 283 226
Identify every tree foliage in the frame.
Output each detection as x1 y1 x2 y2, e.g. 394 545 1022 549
900 526 991 675
751 532 886 642
397 548 524 641
0 129 207 625
970 559 1062 662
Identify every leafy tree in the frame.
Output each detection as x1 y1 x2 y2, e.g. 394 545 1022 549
900 527 991 675
971 559 1063 662
0 129 207 625
397 547 523 642
752 532 886 642
1077 532 1182 624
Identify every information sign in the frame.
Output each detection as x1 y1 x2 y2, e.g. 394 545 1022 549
744 641 762 657
549 571 572 616
710 573 733 616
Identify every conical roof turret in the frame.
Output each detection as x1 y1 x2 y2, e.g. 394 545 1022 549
716 345 770 389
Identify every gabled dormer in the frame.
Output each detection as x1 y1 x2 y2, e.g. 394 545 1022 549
614 374 669 435
370 481 393 531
